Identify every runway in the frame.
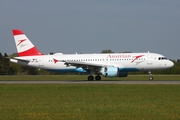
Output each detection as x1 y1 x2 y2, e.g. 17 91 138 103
0 80 180 84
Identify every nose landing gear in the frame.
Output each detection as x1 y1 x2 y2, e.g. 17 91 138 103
148 71 153 81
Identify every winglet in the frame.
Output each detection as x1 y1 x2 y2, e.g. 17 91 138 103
12 29 44 56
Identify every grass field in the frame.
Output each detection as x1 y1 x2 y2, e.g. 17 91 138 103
0 75 180 80
0 84 180 120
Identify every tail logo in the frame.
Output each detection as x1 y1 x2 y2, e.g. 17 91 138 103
17 39 26 46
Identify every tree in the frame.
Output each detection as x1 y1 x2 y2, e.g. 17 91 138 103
101 49 114 53
49 52 55 55
20 66 38 75
121 51 132 53
177 59 180 63
0 53 15 75
0 52 3 74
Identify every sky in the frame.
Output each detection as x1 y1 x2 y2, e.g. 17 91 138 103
0 0 180 60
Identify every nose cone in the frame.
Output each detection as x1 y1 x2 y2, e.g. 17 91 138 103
168 61 174 68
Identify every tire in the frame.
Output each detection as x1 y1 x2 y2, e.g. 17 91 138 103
149 77 153 81
95 75 101 81
88 76 94 81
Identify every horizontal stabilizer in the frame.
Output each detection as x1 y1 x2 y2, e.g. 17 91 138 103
12 57 31 62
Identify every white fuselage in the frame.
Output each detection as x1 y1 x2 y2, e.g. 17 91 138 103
10 52 174 73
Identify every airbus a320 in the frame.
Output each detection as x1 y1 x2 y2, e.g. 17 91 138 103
10 29 174 81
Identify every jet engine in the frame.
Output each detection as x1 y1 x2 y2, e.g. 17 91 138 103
100 67 128 77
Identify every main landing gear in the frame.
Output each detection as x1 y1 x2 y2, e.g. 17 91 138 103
148 71 153 81
87 75 101 81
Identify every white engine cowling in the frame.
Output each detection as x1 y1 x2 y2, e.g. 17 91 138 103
100 67 128 77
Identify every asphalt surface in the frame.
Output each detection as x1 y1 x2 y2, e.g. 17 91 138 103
0 80 180 84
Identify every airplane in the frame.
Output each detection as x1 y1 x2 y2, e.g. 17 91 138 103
10 29 174 81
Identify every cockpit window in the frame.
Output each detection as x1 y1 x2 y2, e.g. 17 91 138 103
158 57 167 60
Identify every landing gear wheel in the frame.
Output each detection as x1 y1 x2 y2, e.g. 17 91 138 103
88 76 94 81
149 76 153 81
148 71 153 81
95 75 101 81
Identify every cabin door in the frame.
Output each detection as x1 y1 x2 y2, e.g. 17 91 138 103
147 55 153 65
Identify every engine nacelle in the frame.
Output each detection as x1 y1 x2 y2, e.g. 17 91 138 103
100 67 128 77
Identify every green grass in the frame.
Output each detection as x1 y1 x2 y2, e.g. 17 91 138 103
0 84 180 120
0 75 180 80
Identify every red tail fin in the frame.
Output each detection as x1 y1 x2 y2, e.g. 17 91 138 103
12 29 44 56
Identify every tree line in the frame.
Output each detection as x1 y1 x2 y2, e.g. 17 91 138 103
0 51 180 75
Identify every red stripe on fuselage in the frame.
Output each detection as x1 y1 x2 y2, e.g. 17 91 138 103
18 47 44 56
131 55 144 63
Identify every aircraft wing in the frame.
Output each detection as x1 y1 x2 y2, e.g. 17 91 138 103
62 60 113 69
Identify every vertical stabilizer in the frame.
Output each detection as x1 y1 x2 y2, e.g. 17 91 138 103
12 29 44 56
